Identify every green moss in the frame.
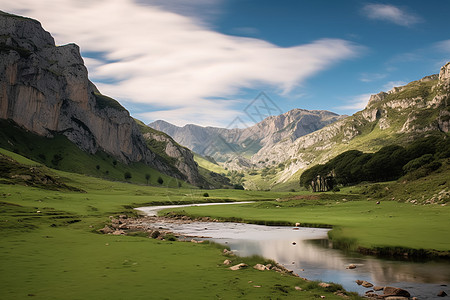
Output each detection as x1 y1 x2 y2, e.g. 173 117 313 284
93 92 127 112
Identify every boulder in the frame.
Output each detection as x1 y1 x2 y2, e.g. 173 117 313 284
355 280 363 285
362 281 373 288
383 287 411 298
112 230 125 235
437 290 447 297
229 263 248 271
319 283 331 288
253 264 267 271
373 286 384 291
223 259 232 265
347 264 356 269
98 225 114 234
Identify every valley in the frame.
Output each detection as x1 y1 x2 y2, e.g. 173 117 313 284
0 9 449 300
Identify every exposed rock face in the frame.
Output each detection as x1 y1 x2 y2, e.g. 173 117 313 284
440 62 450 82
0 11 201 185
367 91 388 107
141 130 203 186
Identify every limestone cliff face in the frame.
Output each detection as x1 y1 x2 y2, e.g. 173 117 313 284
0 12 201 185
138 123 203 186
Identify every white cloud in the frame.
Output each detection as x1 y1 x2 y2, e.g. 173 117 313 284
359 72 387 82
337 93 372 111
383 80 407 91
2 0 361 126
434 40 450 53
362 3 422 27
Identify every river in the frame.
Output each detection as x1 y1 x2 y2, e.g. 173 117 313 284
135 203 450 299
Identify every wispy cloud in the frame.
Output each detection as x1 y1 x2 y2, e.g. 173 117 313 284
336 93 373 111
359 72 387 82
434 39 450 53
2 0 361 126
362 3 422 27
383 80 407 91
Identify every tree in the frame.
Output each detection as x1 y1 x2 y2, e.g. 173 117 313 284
124 171 132 181
145 173 151 185
157 176 164 185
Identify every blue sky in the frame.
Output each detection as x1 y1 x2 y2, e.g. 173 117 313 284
2 0 450 127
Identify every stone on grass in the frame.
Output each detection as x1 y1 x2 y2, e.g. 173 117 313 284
229 263 248 271
253 264 267 271
319 282 331 288
99 226 114 234
295 286 303 291
223 259 232 265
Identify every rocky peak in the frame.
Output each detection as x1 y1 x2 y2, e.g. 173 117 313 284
439 62 450 82
0 11 54 50
367 91 387 107
0 11 203 186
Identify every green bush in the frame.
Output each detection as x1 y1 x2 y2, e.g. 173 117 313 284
203 192 209 197
124 171 132 180
150 230 160 239
157 176 164 185
403 154 434 173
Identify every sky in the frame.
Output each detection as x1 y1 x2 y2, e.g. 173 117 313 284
2 0 450 127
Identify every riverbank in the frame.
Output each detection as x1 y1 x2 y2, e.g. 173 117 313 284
156 198 450 259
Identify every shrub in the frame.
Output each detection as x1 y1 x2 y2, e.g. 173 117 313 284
203 192 209 197
403 154 434 173
124 171 132 180
157 176 164 185
150 230 160 239
164 234 177 241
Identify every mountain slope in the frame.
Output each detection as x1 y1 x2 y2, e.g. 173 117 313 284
260 62 450 188
150 109 344 163
0 11 202 186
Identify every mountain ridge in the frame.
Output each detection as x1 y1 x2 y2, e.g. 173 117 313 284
0 11 203 186
150 108 345 163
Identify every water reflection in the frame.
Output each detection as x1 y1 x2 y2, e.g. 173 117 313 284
137 206 450 299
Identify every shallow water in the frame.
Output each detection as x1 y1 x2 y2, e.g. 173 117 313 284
136 203 450 299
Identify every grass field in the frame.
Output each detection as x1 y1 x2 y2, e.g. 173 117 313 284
0 150 360 299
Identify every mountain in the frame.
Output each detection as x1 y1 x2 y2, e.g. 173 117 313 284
254 62 450 188
0 11 202 186
150 109 344 163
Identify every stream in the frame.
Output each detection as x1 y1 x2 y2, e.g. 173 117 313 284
135 202 450 299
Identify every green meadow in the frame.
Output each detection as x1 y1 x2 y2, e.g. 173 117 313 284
0 150 361 299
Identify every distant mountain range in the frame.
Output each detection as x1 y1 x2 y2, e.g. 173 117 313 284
150 109 344 162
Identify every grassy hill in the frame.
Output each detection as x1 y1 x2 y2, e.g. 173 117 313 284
0 120 183 187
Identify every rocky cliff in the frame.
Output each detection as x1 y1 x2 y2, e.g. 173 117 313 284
256 62 450 186
150 109 344 164
0 11 202 185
